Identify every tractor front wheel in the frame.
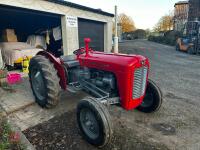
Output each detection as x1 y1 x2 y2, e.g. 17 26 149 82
29 55 61 108
137 79 162 113
77 97 113 147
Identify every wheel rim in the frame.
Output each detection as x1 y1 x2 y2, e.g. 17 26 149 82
80 108 100 140
141 89 154 108
31 68 46 100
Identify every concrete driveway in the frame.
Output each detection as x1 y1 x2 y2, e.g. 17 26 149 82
1 39 200 149
0 76 87 131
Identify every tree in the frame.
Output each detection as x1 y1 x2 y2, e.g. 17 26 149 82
118 13 136 33
153 12 174 32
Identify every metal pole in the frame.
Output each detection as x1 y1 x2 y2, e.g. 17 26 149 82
114 5 119 53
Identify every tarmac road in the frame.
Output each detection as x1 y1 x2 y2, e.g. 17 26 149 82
116 39 200 150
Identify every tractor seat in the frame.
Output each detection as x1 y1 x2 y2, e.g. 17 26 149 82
60 55 79 68
60 55 76 62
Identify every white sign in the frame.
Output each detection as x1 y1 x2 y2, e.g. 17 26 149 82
66 16 78 27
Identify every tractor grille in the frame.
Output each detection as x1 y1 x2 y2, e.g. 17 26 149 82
132 66 148 99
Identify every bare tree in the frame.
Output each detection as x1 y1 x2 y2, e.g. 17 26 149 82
153 12 174 32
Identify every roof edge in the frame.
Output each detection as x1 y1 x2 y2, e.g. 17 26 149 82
174 1 189 6
47 0 114 17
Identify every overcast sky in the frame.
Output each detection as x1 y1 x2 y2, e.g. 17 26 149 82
66 0 180 29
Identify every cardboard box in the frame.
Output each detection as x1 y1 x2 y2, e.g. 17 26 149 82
2 34 18 42
2 29 18 42
3 29 15 35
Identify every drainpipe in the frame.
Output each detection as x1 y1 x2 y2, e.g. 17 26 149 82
114 5 119 53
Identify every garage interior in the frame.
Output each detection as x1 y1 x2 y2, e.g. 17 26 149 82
0 5 63 58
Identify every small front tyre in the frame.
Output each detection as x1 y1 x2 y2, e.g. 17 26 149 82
137 79 162 113
77 97 113 147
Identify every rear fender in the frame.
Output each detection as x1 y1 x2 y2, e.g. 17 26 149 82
36 51 67 90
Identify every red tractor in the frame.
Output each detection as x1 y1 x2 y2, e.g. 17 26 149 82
29 38 162 147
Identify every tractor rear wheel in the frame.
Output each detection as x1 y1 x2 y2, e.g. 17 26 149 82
137 79 162 113
29 55 61 108
77 97 113 147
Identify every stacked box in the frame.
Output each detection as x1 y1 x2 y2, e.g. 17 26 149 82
2 29 18 42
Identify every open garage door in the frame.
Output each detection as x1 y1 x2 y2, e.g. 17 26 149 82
0 5 62 57
78 18 104 51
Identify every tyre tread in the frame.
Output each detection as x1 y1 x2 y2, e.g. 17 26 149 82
77 97 113 147
29 55 61 108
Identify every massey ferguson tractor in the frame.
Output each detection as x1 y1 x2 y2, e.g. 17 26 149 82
29 38 162 147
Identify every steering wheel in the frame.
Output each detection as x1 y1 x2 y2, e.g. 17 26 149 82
73 47 85 55
73 47 94 55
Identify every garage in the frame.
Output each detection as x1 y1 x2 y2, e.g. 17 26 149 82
78 18 105 51
0 0 114 69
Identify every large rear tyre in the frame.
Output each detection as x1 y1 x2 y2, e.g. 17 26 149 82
29 55 61 108
77 97 113 147
137 79 162 113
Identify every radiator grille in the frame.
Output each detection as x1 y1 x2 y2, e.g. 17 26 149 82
132 67 148 99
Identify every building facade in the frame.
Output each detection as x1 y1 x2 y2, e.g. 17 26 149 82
188 0 200 21
174 1 189 31
0 0 114 56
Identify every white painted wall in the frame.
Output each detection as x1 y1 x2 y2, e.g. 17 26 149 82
0 0 113 55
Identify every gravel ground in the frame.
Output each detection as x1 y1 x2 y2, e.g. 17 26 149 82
24 110 168 150
24 40 200 150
